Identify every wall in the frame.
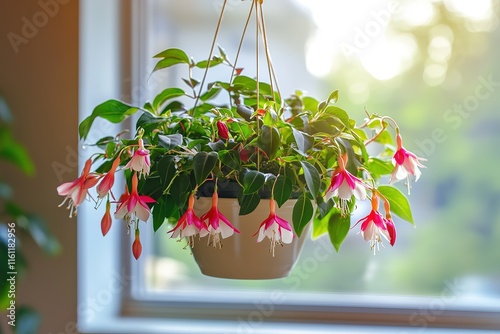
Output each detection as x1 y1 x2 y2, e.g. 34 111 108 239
0 0 79 333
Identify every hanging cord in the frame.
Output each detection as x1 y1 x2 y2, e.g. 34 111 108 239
192 0 228 114
230 3 254 90
258 2 281 111
255 0 260 109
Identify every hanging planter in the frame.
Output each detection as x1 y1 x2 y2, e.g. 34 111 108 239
57 0 426 279
191 195 310 279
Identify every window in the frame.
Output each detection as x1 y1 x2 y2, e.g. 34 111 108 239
79 0 500 333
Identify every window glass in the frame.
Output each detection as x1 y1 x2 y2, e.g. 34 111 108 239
138 0 500 300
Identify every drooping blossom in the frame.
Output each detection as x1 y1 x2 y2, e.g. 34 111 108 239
357 195 396 253
254 199 294 256
390 133 427 194
115 173 155 223
97 157 120 199
168 193 208 247
101 200 113 236
132 228 142 260
200 191 240 248
124 138 150 177
217 120 230 141
57 158 99 218
325 153 367 215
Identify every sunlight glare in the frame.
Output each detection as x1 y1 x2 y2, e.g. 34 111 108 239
443 0 493 21
396 0 436 27
360 34 418 81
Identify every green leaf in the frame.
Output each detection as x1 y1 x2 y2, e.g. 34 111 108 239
274 175 293 207
200 86 221 102
232 76 257 92
152 88 185 111
328 210 351 252
236 104 253 121
258 126 280 158
169 174 192 206
0 128 35 175
195 56 224 69
24 215 61 255
292 128 313 155
219 150 241 170
15 306 41 334
318 90 339 112
328 212 351 252
79 100 139 140
365 158 394 178
312 213 329 239
153 197 168 232
238 192 261 215
324 106 350 128
152 48 190 72
135 112 167 132
158 134 183 150
292 195 314 237
6 203 61 255
243 170 265 195
193 152 218 186
300 161 321 196
157 156 177 189
378 185 414 224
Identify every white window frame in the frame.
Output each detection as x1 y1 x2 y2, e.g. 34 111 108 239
78 1 500 333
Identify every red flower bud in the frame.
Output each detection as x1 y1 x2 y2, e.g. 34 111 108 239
132 229 142 260
217 121 230 140
239 148 251 162
101 200 112 236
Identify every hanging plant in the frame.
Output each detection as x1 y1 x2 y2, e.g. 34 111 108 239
57 0 425 263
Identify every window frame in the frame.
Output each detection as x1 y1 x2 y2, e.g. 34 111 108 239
78 1 500 333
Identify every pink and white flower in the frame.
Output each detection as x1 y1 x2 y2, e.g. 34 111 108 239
115 173 155 222
57 158 99 217
97 157 120 199
254 199 294 256
168 193 208 247
325 153 366 215
125 138 151 177
357 195 396 253
390 133 426 194
200 192 240 248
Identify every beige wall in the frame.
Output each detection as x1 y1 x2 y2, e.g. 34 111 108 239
0 0 79 333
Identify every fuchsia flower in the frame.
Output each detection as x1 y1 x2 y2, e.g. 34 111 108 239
97 157 120 199
125 138 151 177
115 173 155 223
101 200 112 236
200 192 240 248
217 120 230 141
357 195 396 253
57 158 99 218
390 133 427 194
254 199 294 256
325 153 367 215
168 193 208 247
132 228 142 260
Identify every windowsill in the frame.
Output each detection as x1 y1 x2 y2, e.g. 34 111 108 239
79 318 499 334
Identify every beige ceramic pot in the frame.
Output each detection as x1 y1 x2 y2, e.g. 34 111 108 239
191 197 309 280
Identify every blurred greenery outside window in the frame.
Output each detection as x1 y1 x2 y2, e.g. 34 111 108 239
132 0 500 303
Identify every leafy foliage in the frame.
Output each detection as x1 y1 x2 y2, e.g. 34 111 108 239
76 47 417 251
0 94 60 333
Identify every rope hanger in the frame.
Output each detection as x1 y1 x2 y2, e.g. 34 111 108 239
195 0 281 111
